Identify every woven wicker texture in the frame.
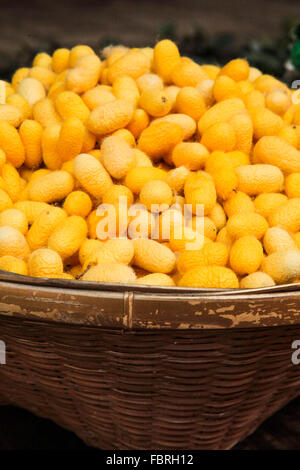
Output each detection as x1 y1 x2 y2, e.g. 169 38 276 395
0 274 300 449
0 313 300 449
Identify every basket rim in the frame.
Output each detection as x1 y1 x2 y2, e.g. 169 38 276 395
0 269 299 296
0 271 299 330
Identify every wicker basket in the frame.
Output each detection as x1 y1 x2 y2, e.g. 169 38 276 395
0 271 300 450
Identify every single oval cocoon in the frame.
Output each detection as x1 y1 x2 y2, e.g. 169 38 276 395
48 215 88 259
236 164 284 195
28 171 74 203
17 77 46 106
133 238 176 274
82 262 136 284
253 136 300 173
262 249 300 284
73 153 112 199
101 135 134 179
87 99 134 135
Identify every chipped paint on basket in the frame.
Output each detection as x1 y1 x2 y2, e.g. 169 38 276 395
0 278 298 329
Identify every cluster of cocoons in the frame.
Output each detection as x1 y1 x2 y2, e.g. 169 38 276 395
0 41 299 289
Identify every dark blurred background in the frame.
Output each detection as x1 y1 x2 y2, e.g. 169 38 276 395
0 0 299 80
0 0 300 451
